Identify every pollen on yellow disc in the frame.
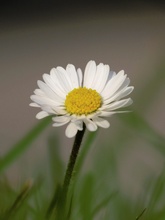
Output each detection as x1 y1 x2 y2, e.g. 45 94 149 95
65 87 102 115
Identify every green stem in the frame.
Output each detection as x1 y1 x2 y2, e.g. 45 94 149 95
46 124 86 219
62 124 86 203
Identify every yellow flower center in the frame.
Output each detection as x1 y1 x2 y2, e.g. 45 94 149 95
65 87 102 115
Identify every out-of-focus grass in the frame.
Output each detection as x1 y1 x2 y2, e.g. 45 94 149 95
0 117 52 174
0 62 165 219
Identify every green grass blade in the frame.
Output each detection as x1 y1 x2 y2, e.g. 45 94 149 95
46 184 62 219
91 191 117 218
2 180 33 220
79 173 94 220
47 136 64 185
0 117 51 173
136 208 146 220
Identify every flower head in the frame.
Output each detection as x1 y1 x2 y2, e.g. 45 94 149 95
30 61 134 138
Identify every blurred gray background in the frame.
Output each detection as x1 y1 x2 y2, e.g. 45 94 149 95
0 1 165 199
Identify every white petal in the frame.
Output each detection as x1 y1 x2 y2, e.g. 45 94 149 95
41 105 64 114
92 63 110 92
65 122 78 138
71 114 86 120
52 116 70 127
83 61 97 88
66 64 79 88
83 118 97 131
51 106 67 115
99 111 129 117
37 80 63 104
29 103 40 107
93 117 110 128
43 73 66 99
77 68 83 86
104 86 134 104
108 77 131 99
49 69 67 98
118 77 130 91
56 67 73 92
107 71 116 81
53 121 69 127
34 89 45 96
49 67 71 95
99 111 117 117
86 111 101 119
101 70 126 99
36 111 49 119
114 86 134 100
73 120 83 131
30 95 56 106
101 98 133 111
52 115 70 123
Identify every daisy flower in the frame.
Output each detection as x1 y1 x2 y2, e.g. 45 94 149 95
30 60 134 138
